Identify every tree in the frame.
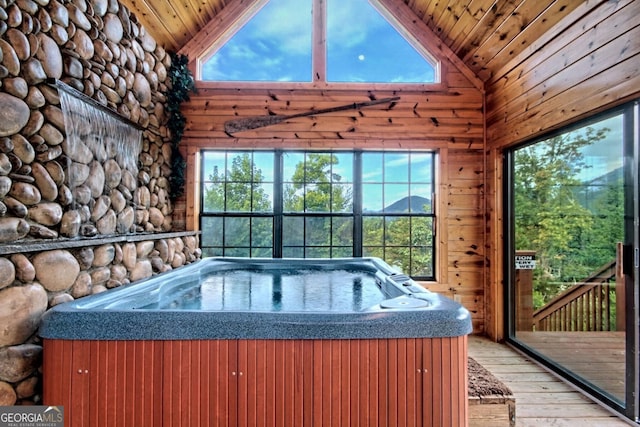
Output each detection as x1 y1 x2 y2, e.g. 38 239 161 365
514 126 612 307
203 153 273 255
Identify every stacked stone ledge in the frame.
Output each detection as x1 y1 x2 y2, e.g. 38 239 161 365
0 0 201 405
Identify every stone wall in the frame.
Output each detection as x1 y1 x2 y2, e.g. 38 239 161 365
0 0 199 404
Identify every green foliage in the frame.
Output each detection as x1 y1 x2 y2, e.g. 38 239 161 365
166 53 197 201
513 125 621 308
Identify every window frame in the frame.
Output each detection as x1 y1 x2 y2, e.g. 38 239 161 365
195 0 443 91
199 149 437 280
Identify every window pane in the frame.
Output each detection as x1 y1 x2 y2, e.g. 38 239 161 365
253 184 274 212
225 247 250 257
306 183 331 212
306 247 330 258
411 217 433 246
363 184 383 212
326 0 436 83
362 153 383 182
283 216 304 246
410 153 433 182
384 153 409 182
410 247 433 276
306 217 331 246
332 184 353 212
225 217 250 247
201 0 313 82
203 183 225 211
385 217 410 246
383 184 409 212
332 247 352 257
283 247 303 257
410 184 433 212
332 217 353 247
363 216 384 246
203 152 226 181
251 217 273 248
201 216 223 246
283 152 305 182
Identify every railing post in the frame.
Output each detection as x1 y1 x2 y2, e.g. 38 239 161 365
515 250 536 331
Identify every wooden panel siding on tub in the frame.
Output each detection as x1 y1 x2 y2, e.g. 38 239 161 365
43 337 469 427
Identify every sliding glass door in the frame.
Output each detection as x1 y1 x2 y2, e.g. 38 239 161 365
506 101 638 421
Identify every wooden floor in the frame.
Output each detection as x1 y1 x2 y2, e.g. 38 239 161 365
516 331 626 400
468 335 634 426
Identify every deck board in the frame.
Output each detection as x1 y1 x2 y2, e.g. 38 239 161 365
468 335 632 426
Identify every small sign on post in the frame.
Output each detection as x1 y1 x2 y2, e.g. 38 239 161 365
515 254 536 270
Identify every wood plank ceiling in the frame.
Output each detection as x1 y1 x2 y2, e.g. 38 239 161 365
120 0 581 83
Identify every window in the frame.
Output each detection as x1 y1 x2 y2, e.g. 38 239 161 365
201 150 436 279
199 0 439 85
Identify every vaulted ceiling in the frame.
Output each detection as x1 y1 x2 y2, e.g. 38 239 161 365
120 0 580 83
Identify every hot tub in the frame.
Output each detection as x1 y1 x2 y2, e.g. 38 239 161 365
40 257 472 427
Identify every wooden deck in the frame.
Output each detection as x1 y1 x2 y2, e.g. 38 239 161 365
468 335 633 426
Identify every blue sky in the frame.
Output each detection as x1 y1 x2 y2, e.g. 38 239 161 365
201 0 436 83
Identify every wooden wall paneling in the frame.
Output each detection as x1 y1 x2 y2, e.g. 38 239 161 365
179 0 267 76
487 11 640 134
376 0 485 91
185 146 200 231
486 0 640 148
480 1 584 82
471 1 582 82
484 147 504 341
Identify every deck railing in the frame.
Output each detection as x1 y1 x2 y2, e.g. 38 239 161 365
532 243 624 332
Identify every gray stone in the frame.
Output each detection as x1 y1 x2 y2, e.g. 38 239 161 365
91 195 110 221
90 267 110 286
22 109 44 137
68 4 91 31
71 271 91 298
0 154 11 175
122 242 136 269
0 257 15 289
31 163 58 201
29 224 59 239
103 13 123 43
104 159 122 189
0 93 29 136
3 77 29 99
25 86 46 109
50 293 74 307
9 182 41 205
136 241 154 259
93 244 115 267
110 189 125 213
11 134 35 164
68 162 90 187
39 123 64 146
129 259 152 282
36 33 63 79
0 344 42 383
22 58 48 85
0 39 20 76
0 381 16 406
87 160 105 198
116 206 134 233
0 218 29 243
11 254 35 283
96 209 116 234
59 210 81 238
0 284 47 347
33 250 80 292
28 202 63 226
44 161 65 186
73 29 94 60
0 176 11 198
49 0 69 27
5 28 29 60
3 197 28 219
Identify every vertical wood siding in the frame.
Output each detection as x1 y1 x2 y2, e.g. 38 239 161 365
43 336 468 426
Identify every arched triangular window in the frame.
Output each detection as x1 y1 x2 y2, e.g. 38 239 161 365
199 0 439 85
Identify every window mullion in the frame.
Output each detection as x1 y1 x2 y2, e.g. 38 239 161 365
273 151 283 258
312 0 326 83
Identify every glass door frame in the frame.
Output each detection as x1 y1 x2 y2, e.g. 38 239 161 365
503 101 639 423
